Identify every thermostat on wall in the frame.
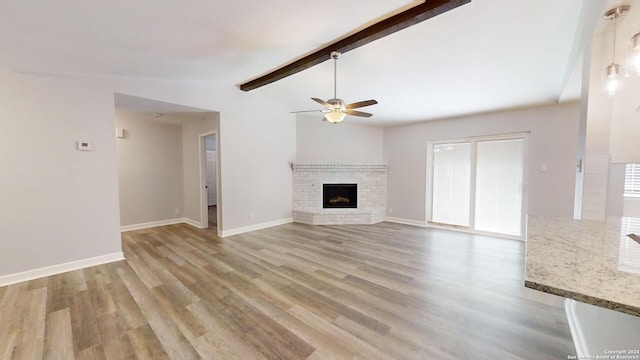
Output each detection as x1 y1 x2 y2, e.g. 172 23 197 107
76 141 93 151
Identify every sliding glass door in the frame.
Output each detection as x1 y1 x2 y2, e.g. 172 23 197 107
428 135 526 238
474 139 524 235
431 142 471 226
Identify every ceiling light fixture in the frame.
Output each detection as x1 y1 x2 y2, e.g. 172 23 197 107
603 5 630 97
325 109 347 123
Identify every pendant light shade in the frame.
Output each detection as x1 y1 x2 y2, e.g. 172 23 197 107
605 63 622 96
602 6 630 97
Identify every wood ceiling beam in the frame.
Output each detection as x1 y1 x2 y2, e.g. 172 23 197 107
239 0 470 91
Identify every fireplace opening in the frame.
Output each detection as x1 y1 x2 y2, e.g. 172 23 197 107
323 183 357 209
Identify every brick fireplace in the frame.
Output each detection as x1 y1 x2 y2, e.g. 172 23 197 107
292 164 386 225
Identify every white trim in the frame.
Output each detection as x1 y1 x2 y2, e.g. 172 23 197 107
565 299 589 358
183 218 207 229
384 217 428 227
0 252 124 287
120 218 186 232
427 221 524 241
221 218 293 237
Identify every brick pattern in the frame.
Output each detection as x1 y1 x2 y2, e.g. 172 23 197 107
292 163 387 225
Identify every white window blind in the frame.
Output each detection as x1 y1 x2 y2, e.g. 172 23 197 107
431 142 471 227
624 163 640 196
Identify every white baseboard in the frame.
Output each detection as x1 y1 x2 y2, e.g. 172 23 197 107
221 218 293 237
0 252 124 287
565 299 589 358
183 218 207 229
121 218 205 232
384 217 428 227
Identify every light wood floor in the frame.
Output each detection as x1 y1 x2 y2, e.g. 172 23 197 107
0 222 575 359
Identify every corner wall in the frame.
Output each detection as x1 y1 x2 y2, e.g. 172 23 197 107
383 102 580 223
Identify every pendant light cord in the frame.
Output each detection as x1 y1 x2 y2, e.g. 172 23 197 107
612 13 618 64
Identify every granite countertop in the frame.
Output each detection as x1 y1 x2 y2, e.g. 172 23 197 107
525 216 640 317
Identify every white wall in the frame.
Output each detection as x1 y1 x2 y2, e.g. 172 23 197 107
0 70 296 279
296 115 384 163
383 102 580 222
582 3 640 220
115 112 184 226
0 71 122 277
606 163 625 217
569 300 640 357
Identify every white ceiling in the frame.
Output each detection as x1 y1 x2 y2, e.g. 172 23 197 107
0 0 600 126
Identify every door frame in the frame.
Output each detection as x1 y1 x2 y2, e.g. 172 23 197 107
199 131 221 236
425 132 529 240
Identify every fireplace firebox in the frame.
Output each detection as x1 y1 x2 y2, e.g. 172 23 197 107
323 183 357 209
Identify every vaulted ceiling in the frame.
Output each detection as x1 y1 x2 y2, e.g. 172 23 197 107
0 0 602 125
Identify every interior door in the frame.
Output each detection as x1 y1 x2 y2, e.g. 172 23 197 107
206 149 217 206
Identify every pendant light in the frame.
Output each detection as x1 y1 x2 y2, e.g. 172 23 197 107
603 5 630 97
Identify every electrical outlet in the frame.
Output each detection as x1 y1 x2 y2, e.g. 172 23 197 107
250 213 255 220
175 208 180 215
388 207 393 213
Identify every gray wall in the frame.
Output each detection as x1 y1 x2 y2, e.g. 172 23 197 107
116 112 184 226
296 115 384 163
0 69 295 279
182 114 218 225
0 71 122 277
383 102 581 222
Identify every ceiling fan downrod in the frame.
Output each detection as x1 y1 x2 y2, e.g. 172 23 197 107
331 51 341 100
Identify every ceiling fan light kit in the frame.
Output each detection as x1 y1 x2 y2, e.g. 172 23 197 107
292 51 378 123
325 110 347 123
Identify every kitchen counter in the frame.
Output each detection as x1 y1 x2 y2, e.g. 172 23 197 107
525 216 640 317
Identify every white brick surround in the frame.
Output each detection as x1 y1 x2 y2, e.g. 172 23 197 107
292 163 387 225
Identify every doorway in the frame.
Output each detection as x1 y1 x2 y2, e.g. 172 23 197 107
204 133 218 231
427 133 528 239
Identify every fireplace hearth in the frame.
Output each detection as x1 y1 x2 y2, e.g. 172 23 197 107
323 183 357 209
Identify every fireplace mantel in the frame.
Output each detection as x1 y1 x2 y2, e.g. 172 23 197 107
292 163 387 225
292 163 387 172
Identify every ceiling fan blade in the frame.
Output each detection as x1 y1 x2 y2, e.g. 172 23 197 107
291 110 323 113
345 109 373 117
311 97 330 107
346 100 378 109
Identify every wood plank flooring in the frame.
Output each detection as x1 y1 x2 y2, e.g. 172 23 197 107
0 222 576 359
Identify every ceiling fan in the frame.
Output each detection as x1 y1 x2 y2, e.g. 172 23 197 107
292 51 377 123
